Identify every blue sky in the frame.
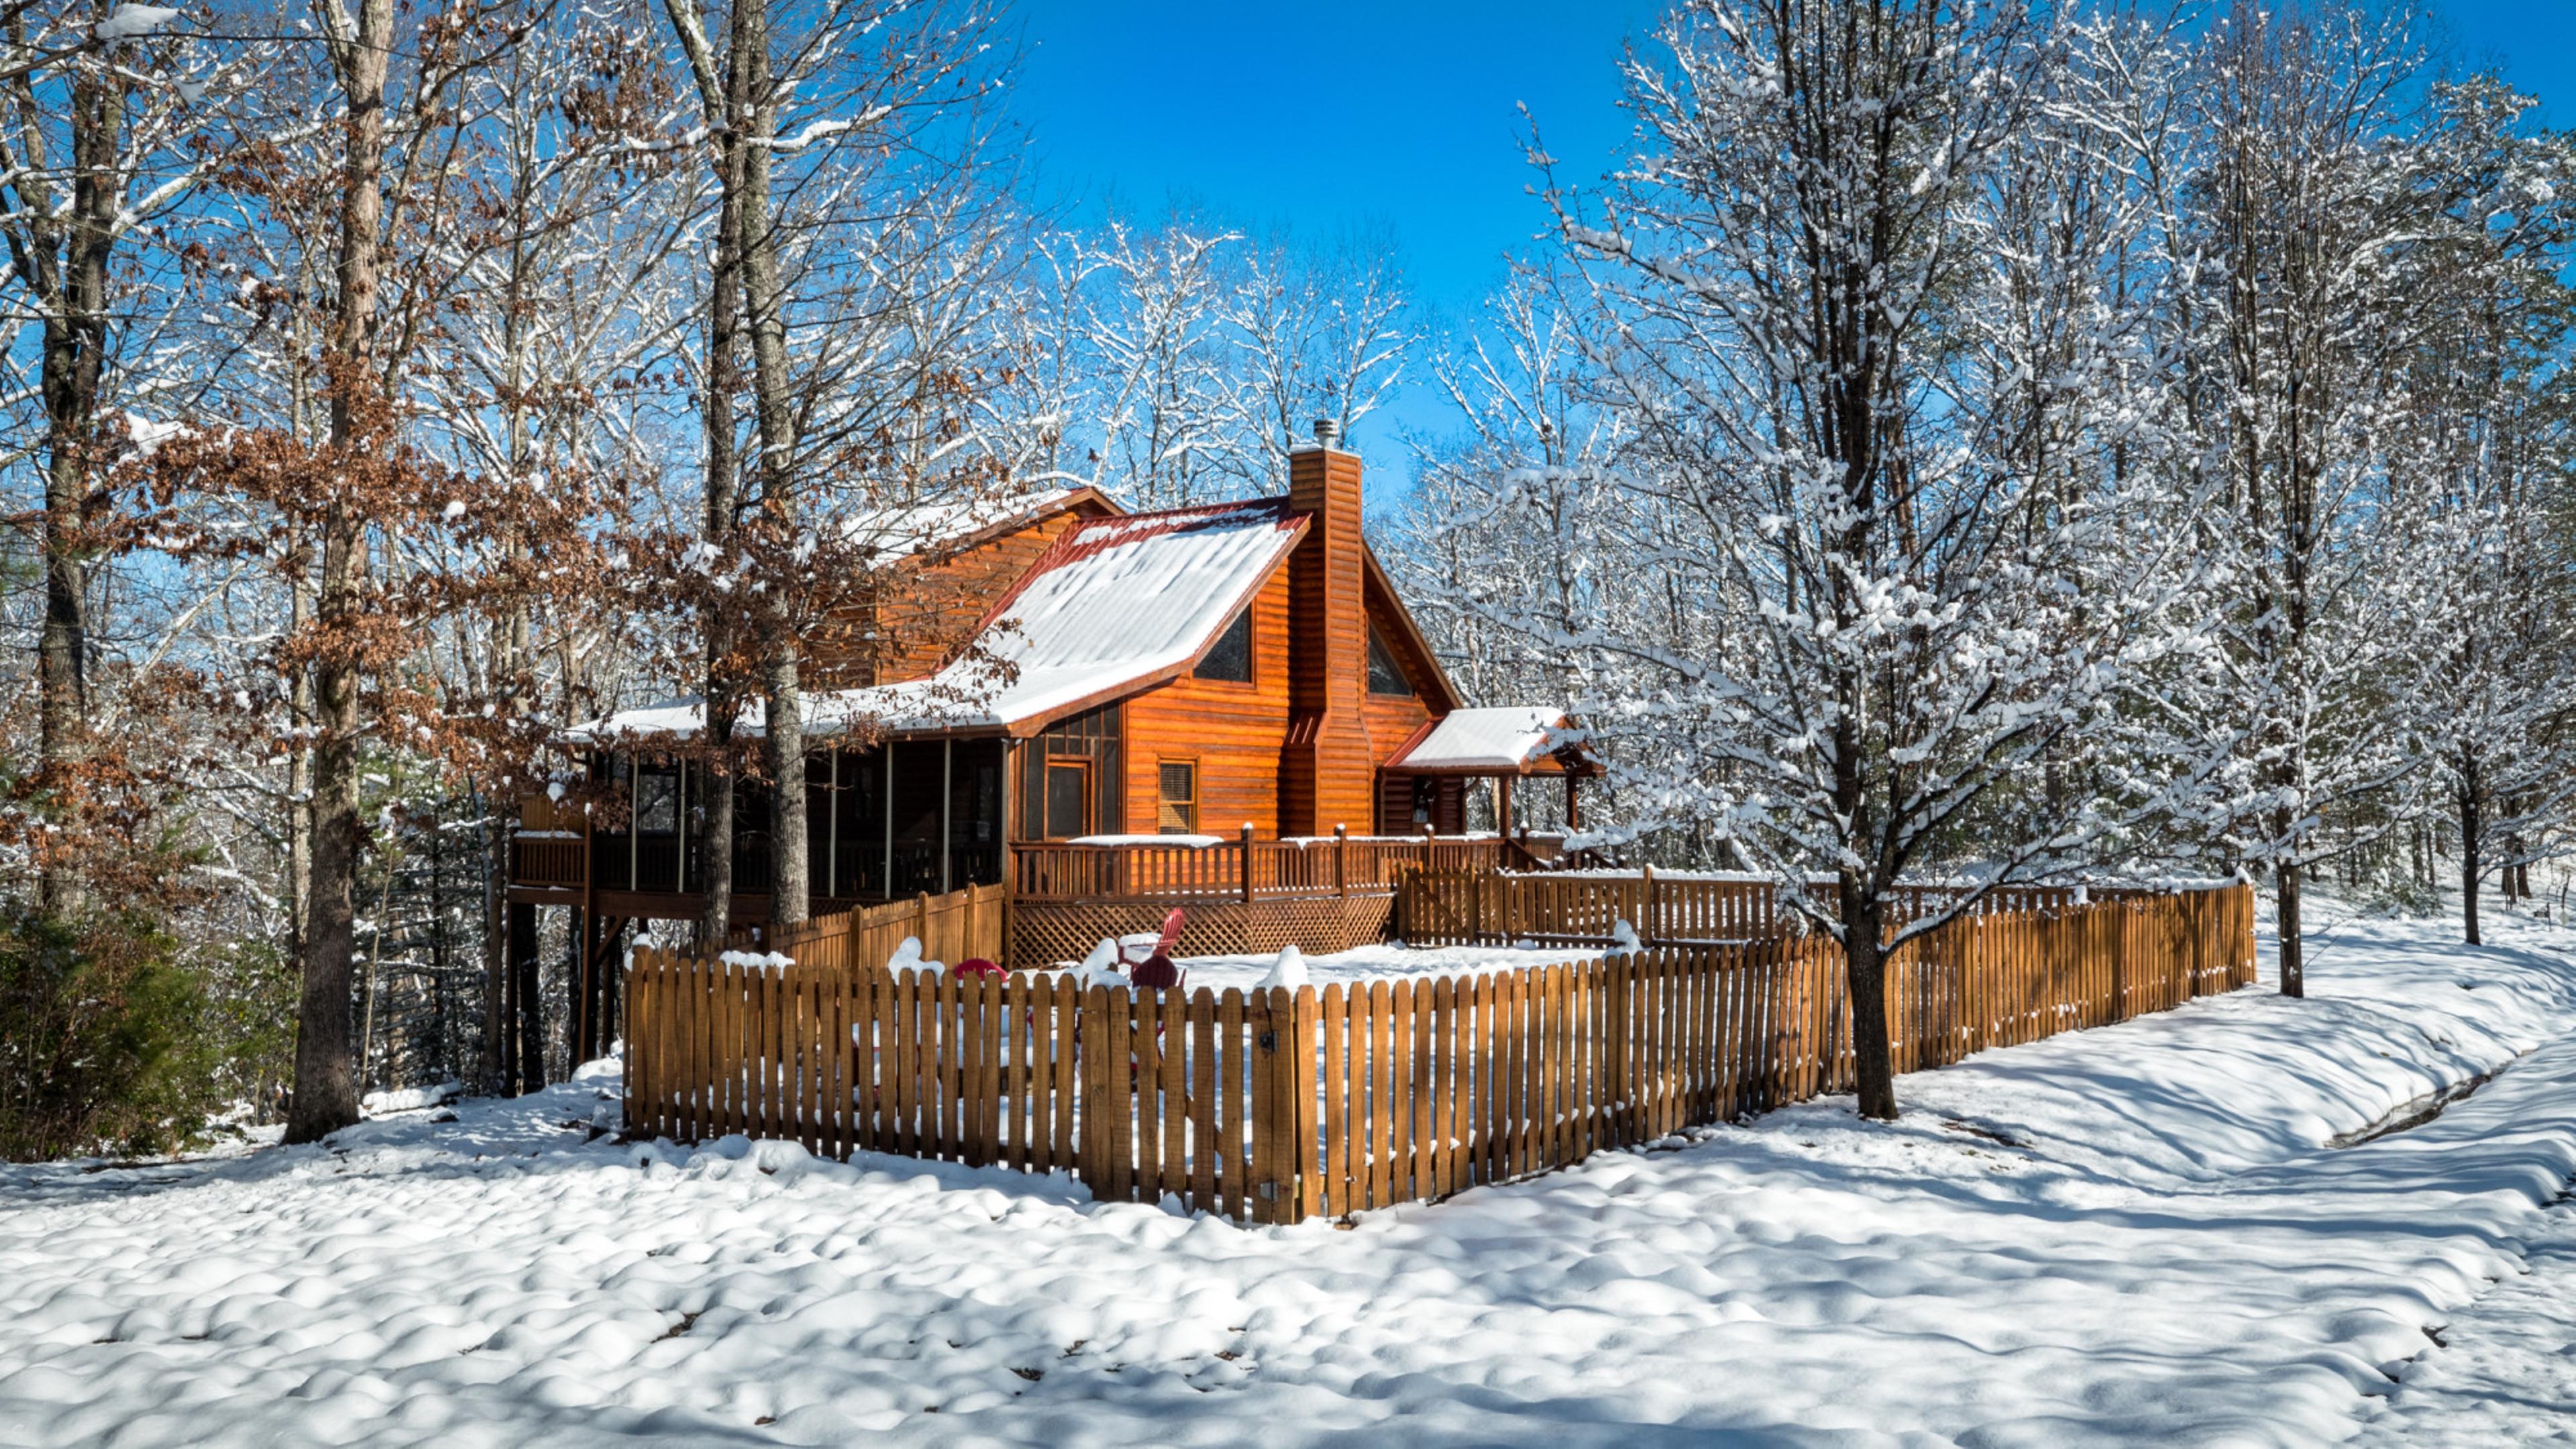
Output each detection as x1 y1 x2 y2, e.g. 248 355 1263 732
1011 0 2576 496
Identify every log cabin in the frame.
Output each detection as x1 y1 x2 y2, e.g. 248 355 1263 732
506 427 1597 1022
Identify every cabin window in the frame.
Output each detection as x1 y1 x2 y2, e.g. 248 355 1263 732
1157 761 1198 834
1044 758 1093 839
1367 625 1411 696
635 770 678 833
1195 608 1252 683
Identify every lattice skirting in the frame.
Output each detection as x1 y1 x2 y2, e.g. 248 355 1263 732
1009 894 1395 969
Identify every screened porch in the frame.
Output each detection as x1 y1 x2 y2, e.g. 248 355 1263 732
584 737 1008 916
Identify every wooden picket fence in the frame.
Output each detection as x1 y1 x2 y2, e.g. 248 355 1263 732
623 953 1311 1220
625 880 2255 1224
740 882 1010 975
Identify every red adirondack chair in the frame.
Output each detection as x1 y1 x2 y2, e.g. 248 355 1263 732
1125 907 1188 990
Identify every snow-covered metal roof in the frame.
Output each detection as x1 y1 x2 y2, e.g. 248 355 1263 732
844 485 1106 561
574 498 1305 743
1389 706 1581 773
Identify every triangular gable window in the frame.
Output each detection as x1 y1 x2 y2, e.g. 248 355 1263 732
1196 608 1252 682
1367 624 1411 697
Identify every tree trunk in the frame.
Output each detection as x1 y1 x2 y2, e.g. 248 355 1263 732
291 531 365 1142
699 763 737 943
2459 772 2483 948
765 654 808 928
2275 864 2304 999
1839 878 1897 1120
483 811 508 1093
683 0 755 945
287 0 394 1145
290 560 317 1004
30 63 125 911
737 0 808 929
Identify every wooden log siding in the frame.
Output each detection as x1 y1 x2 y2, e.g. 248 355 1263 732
625 882 2255 1224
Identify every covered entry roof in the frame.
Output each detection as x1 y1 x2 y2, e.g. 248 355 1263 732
1388 706 1595 775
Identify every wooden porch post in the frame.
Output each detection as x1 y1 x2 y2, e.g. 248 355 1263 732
1565 771 1581 833
1000 739 1016 900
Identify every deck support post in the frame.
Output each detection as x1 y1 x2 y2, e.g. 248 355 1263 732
566 906 588 1063
508 899 543 1094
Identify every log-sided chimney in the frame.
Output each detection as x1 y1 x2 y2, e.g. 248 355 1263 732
1281 418 1373 836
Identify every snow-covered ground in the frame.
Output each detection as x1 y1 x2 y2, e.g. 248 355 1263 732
6 899 2576 1446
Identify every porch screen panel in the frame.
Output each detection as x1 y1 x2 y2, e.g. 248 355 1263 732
634 762 680 891
889 741 945 897
833 746 885 900
731 769 773 894
806 751 831 896
949 740 1006 885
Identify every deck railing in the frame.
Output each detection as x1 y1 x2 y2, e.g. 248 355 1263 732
509 833 588 890
1009 831 1525 904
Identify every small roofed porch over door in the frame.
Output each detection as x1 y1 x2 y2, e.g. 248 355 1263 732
1379 707 1603 860
511 736 1010 925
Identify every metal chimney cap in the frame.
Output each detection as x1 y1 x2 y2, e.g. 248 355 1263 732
1311 415 1341 448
